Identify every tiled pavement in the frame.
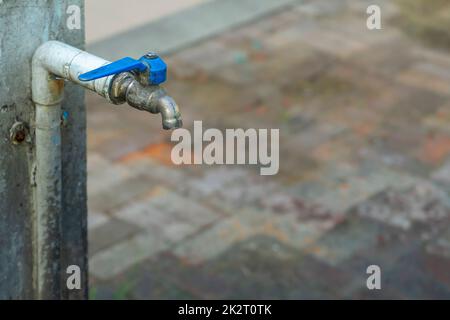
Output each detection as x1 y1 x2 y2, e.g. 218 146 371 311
87 0 450 299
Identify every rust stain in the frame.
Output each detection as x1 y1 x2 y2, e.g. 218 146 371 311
13 130 26 143
87 131 122 148
305 245 325 255
119 142 175 166
420 134 450 165
312 143 333 160
48 78 64 100
352 122 375 137
250 52 267 62
145 186 168 198
260 221 288 242
339 182 350 191
282 97 292 109
255 105 268 115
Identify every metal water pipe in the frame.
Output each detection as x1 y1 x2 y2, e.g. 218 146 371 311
31 40 182 299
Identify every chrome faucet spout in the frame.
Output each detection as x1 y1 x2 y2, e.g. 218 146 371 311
109 72 182 130
155 94 183 130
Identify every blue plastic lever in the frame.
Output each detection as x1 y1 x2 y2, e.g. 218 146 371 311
78 54 167 85
78 57 146 81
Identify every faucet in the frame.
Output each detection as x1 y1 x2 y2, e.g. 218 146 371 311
30 41 182 299
78 52 182 129
33 41 182 130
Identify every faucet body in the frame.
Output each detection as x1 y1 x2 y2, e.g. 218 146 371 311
31 41 181 299
109 72 182 129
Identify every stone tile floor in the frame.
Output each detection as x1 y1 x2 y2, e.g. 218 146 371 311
87 0 450 299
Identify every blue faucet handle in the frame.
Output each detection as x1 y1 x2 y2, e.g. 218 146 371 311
78 57 145 81
78 54 167 85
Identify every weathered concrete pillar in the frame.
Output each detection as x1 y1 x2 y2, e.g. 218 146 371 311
0 0 87 299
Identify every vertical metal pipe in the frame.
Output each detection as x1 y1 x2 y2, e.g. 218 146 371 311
34 103 62 299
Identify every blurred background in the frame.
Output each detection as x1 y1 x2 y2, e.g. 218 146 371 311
85 0 450 299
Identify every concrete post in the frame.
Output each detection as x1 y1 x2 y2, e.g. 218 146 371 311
0 0 87 299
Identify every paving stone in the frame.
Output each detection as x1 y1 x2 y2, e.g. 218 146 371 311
128 158 190 188
260 19 318 53
173 206 334 263
289 163 418 213
415 61 450 84
114 190 223 243
412 46 450 71
96 237 350 299
422 253 450 289
172 40 236 73
87 211 110 230
431 156 450 188
295 0 346 18
172 210 266 263
346 0 400 20
179 167 281 214
348 287 405 300
115 253 200 299
89 277 121 300
390 86 447 126
335 226 421 298
284 122 347 150
352 40 418 77
90 231 168 280
397 63 450 96
426 227 450 260
424 104 450 134
327 15 403 51
182 167 253 197
172 235 354 299
382 246 450 299
90 253 199 300
353 182 450 231
89 219 141 256
93 137 162 162
87 153 111 173
87 162 131 196
257 191 343 222
304 215 390 266
296 26 369 59
89 174 157 213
